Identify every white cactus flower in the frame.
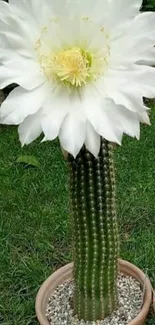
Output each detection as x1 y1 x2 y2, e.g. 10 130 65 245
0 0 155 157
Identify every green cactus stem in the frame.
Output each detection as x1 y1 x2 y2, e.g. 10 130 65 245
68 138 119 321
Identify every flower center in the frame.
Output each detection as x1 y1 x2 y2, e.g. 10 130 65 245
36 22 110 89
51 47 92 87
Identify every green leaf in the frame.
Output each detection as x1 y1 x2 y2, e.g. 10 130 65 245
16 155 40 168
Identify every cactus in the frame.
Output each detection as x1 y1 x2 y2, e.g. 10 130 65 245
68 138 119 321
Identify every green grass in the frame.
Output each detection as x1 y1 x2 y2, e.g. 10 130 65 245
0 104 155 324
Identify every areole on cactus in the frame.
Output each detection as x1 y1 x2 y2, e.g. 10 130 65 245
0 0 155 323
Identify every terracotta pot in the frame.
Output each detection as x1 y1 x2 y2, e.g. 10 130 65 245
153 290 155 313
35 259 152 325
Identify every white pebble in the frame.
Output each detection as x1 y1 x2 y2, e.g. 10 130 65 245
46 274 143 325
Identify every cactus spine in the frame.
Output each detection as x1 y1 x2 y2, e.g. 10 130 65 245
68 138 119 321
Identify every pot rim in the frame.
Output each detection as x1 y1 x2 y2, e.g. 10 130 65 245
35 259 152 325
153 289 155 313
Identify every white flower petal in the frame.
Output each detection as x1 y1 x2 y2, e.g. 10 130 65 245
9 0 41 17
106 0 142 36
138 110 151 125
18 111 42 146
110 12 155 63
85 122 101 157
8 0 53 28
41 93 69 141
82 85 122 144
131 12 155 38
49 0 108 22
104 86 144 113
104 65 155 109
137 48 155 66
90 99 141 140
84 101 123 145
0 34 18 63
0 84 49 125
109 104 141 140
0 14 39 58
0 1 10 16
59 113 86 158
108 0 142 20
0 60 45 90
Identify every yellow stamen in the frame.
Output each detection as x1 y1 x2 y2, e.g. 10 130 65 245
51 47 91 87
82 17 89 21
36 43 110 88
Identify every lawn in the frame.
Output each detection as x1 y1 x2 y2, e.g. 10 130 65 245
0 102 155 325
